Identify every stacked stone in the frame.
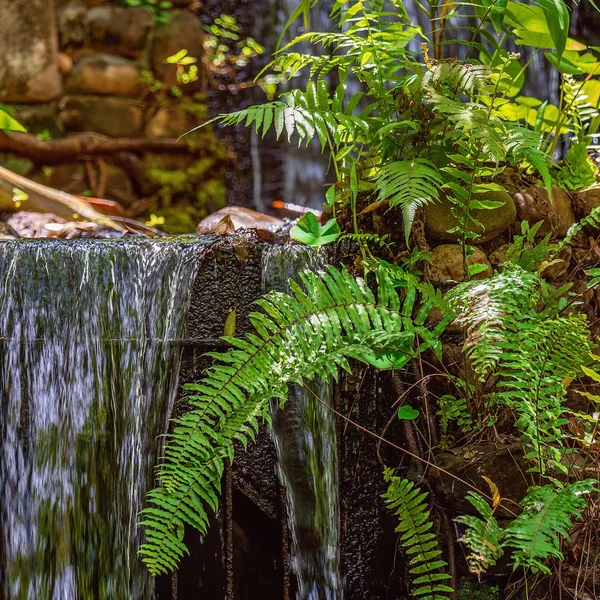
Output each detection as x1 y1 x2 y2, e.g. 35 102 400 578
0 0 211 209
424 185 600 285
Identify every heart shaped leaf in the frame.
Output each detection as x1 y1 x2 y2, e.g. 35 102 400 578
397 405 420 420
290 212 340 247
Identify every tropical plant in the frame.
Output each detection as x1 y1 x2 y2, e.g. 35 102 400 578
140 265 448 573
457 480 597 575
383 472 454 599
196 0 600 253
141 0 600 594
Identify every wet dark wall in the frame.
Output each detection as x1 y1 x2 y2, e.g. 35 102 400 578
156 237 412 599
200 0 286 215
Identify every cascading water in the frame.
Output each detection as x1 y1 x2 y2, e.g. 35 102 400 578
262 245 342 599
0 239 202 600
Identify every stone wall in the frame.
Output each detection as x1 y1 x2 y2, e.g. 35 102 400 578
0 0 263 233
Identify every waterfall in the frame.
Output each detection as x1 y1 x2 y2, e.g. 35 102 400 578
0 239 201 600
262 245 342 599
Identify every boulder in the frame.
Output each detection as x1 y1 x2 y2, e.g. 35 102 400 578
150 11 204 89
0 0 62 102
572 186 600 217
57 1 154 58
428 244 492 285
424 191 516 243
196 206 284 234
513 186 575 237
59 95 143 137
65 54 144 97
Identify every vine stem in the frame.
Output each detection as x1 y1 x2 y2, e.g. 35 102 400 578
302 382 519 517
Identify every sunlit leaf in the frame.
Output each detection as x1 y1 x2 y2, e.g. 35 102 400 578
0 109 26 132
290 212 341 247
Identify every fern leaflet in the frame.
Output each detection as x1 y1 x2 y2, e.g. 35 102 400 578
383 472 454 600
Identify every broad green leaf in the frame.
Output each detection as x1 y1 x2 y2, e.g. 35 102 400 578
468 263 491 277
538 0 570 60
397 405 420 420
290 212 341 247
0 109 25 132
545 53 583 75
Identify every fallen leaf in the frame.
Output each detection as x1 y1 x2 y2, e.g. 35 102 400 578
215 215 235 236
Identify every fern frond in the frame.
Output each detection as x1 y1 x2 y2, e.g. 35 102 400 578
140 266 445 574
555 141 599 191
422 62 492 96
383 472 454 600
208 80 368 151
446 265 539 380
495 314 591 472
455 492 505 575
505 124 552 196
429 93 504 161
374 159 443 243
504 481 596 573
559 202 600 251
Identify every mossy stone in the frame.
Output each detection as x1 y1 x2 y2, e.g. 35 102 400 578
424 191 517 243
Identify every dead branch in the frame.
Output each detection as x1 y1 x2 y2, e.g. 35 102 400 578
0 164 124 230
0 131 196 164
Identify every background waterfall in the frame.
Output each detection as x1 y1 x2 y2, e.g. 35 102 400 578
0 240 201 600
262 245 342 600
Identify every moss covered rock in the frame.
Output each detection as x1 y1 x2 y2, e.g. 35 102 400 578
513 186 575 237
424 191 516 243
428 244 492 284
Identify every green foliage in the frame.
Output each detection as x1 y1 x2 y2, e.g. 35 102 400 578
456 492 505 575
140 266 446 574
447 265 539 380
559 204 600 251
121 0 172 23
458 481 597 575
0 108 25 133
555 142 599 191
505 481 595 572
383 473 453 600
447 263 592 473
290 212 341 247
374 159 442 242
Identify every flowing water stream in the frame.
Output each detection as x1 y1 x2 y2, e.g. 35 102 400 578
262 245 342 600
0 240 202 600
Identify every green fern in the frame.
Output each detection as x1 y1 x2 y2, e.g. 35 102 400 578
374 159 443 243
494 314 591 473
504 481 596 573
140 266 445 574
383 472 454 600
558 203 600 251
555 141 599 191
505 124 552 197
455 492 505 575
456 481 597 576
205 80 368 151
446 265 540 380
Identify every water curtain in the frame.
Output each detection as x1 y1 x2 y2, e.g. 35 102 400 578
0 240 201 600
262 244 342 599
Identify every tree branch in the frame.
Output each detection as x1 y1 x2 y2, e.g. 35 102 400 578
0 131 197 164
